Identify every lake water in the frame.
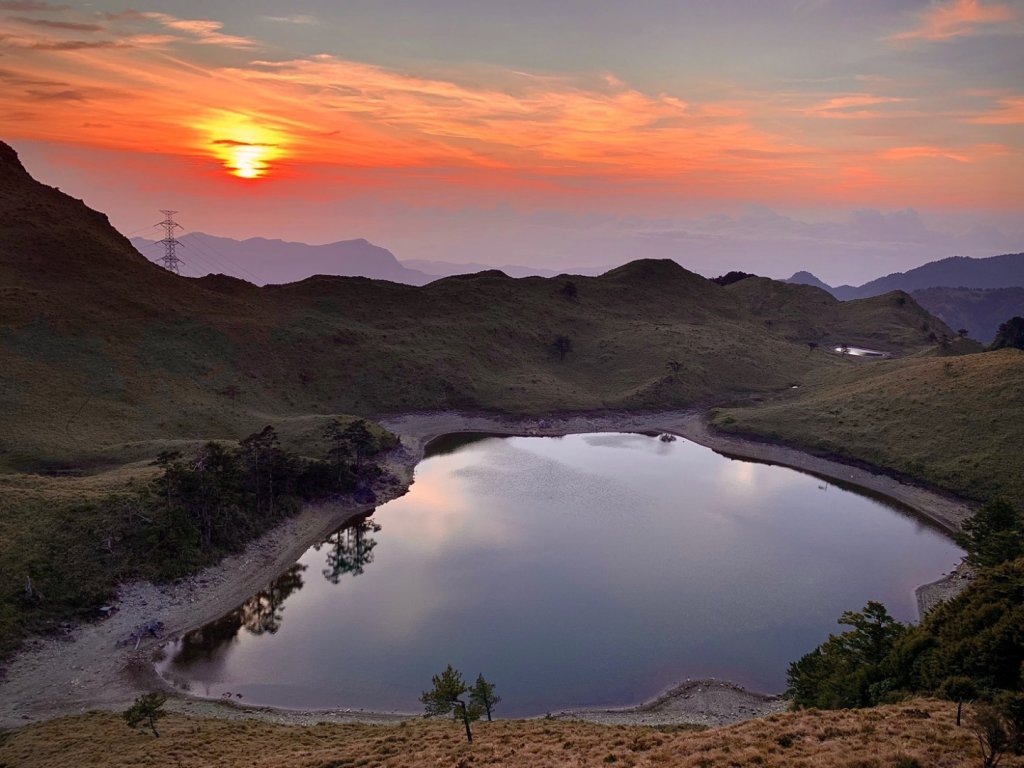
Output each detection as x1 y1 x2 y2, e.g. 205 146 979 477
157 433 962 716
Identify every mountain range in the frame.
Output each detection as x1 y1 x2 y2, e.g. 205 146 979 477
788 253 1024 342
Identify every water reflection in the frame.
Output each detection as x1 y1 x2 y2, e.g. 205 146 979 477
315 515 382 582
172 562 308 665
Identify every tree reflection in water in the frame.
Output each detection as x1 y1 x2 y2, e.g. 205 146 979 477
315 514 381 583
169 515 382 667
170 563 307 665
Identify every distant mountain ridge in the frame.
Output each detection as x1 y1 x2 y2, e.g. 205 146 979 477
787 253 1024 300
787 253 1024 342
131 233 436 286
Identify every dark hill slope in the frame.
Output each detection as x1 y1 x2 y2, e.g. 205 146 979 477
725 277 955 350
0 143 950 467
912 286 1024 343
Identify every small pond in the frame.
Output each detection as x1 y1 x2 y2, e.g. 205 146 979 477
157 433 961 716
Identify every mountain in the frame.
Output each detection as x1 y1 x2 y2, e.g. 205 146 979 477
910 286 1024 343
401 258 609 280
786 252 1024 301
0 141 953 470
131 233 436 286
786 253 1024 341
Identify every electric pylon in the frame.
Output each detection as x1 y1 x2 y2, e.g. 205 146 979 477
156 210 184 274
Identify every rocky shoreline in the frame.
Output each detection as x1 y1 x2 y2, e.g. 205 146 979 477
0 409 973 731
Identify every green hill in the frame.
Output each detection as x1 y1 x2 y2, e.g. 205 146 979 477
714 348 1024 508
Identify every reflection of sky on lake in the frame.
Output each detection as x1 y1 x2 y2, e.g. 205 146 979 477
159 433 962 716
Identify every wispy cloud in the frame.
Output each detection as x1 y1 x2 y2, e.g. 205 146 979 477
0 1 67 11
967 96 1024 124
803 93 909 120
143 11 256 48
264 15 316 25
8 16 103 31
890 0 1015 42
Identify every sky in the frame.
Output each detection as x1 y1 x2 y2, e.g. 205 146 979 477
1 0 1022 284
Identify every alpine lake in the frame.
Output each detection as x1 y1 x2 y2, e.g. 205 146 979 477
156 432 962 717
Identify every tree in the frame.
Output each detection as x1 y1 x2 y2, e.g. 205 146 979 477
666 359 682 375
786 601 906 709
559 281 578 300
420 664 482 742
991 317 1024 351
469 674 501 722
123 692 166 737
955 500 1023 568
958 328 969 338
971 704 1011 768
552 335 573 362
940 675 978 726
807 342 819 353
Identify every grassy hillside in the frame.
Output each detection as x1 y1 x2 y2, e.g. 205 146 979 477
1 698 1016 767
0 142 946 470
714 348 1024 508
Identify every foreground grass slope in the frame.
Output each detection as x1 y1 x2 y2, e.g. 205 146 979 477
2 699 1016 768
714 348 1024 508
0 141 947 469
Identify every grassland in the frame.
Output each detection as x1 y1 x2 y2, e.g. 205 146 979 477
1 698 1017 768
713 348 1024 509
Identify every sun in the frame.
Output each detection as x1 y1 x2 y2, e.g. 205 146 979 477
195 112 286 180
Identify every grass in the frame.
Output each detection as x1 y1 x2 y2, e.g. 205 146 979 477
713 348 1024 509
1 698 1018 767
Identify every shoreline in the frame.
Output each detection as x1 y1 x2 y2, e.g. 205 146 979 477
0 409 974 731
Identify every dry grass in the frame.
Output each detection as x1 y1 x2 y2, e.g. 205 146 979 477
1 698 1017 768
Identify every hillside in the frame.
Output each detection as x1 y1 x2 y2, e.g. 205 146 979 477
131 232 435 286
0 142 948 471
714 348 1024 508
2 698 1017 768
912 286 1024 343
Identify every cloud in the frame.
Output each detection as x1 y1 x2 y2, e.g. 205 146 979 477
212 138 278 147
0 1 66 10
803 93 908 120
143 11 256 48
890 0 1015 42
967 96 1024 124
263 15 316 25
25 87 85 100
9 16 103 31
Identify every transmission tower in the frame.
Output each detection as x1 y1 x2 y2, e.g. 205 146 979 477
156 210 184 274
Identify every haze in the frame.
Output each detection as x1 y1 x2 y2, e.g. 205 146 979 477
2 0 1022 285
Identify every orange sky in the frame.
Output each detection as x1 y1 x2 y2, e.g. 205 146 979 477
2 1 1022 281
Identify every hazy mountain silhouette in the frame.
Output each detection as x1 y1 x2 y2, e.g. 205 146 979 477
787 253 1024 301
909 287 1024 343
786 253 1024 341
131 233 436 286
402 259 608 280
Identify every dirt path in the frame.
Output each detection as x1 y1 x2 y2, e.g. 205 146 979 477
0 410 973 731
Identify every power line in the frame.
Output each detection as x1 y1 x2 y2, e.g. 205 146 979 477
156 210 184 275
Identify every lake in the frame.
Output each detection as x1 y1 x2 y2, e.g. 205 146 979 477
157 432 962 717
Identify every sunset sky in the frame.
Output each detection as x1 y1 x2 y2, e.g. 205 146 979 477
2 0 1022 284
